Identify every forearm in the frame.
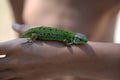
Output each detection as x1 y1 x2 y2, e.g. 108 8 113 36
40 41 120 80
0 39 120 80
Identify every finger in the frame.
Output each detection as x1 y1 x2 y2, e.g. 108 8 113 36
0 68 17 80
0 38 28 55
12 23 31 34
0 58 10 70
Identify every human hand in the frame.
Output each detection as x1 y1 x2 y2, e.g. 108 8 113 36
1 23 77 80
1 24 79 80
0 24 67 80
0 24 120 80
0 37 71 80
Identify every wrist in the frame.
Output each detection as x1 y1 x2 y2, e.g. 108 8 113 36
38 41 120 79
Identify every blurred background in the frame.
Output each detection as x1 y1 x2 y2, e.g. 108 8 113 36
0 0 15 42
0 0 120 43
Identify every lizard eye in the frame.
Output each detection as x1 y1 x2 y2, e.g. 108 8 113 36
73 37 81 44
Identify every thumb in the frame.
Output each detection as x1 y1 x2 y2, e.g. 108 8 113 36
12 23 31 34
0 39 28 55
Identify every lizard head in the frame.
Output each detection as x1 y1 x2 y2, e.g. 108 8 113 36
73 33 88 44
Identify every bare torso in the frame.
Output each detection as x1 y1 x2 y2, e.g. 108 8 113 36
23 0 120 42
10 0 120 80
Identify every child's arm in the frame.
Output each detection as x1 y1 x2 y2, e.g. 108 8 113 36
0 39 120 80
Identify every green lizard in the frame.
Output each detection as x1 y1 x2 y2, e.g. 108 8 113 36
21 26 88 46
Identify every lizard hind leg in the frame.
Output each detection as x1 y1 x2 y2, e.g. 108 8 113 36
27 38 33 43
21 33 38 45
26 33 38 43
30 33 38 42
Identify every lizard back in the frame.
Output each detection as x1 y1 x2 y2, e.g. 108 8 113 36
22 27 75 42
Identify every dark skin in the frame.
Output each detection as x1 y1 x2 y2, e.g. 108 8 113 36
0 37 120 80
0 0 120 80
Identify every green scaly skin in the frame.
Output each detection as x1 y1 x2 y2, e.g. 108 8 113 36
21 26 88 46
